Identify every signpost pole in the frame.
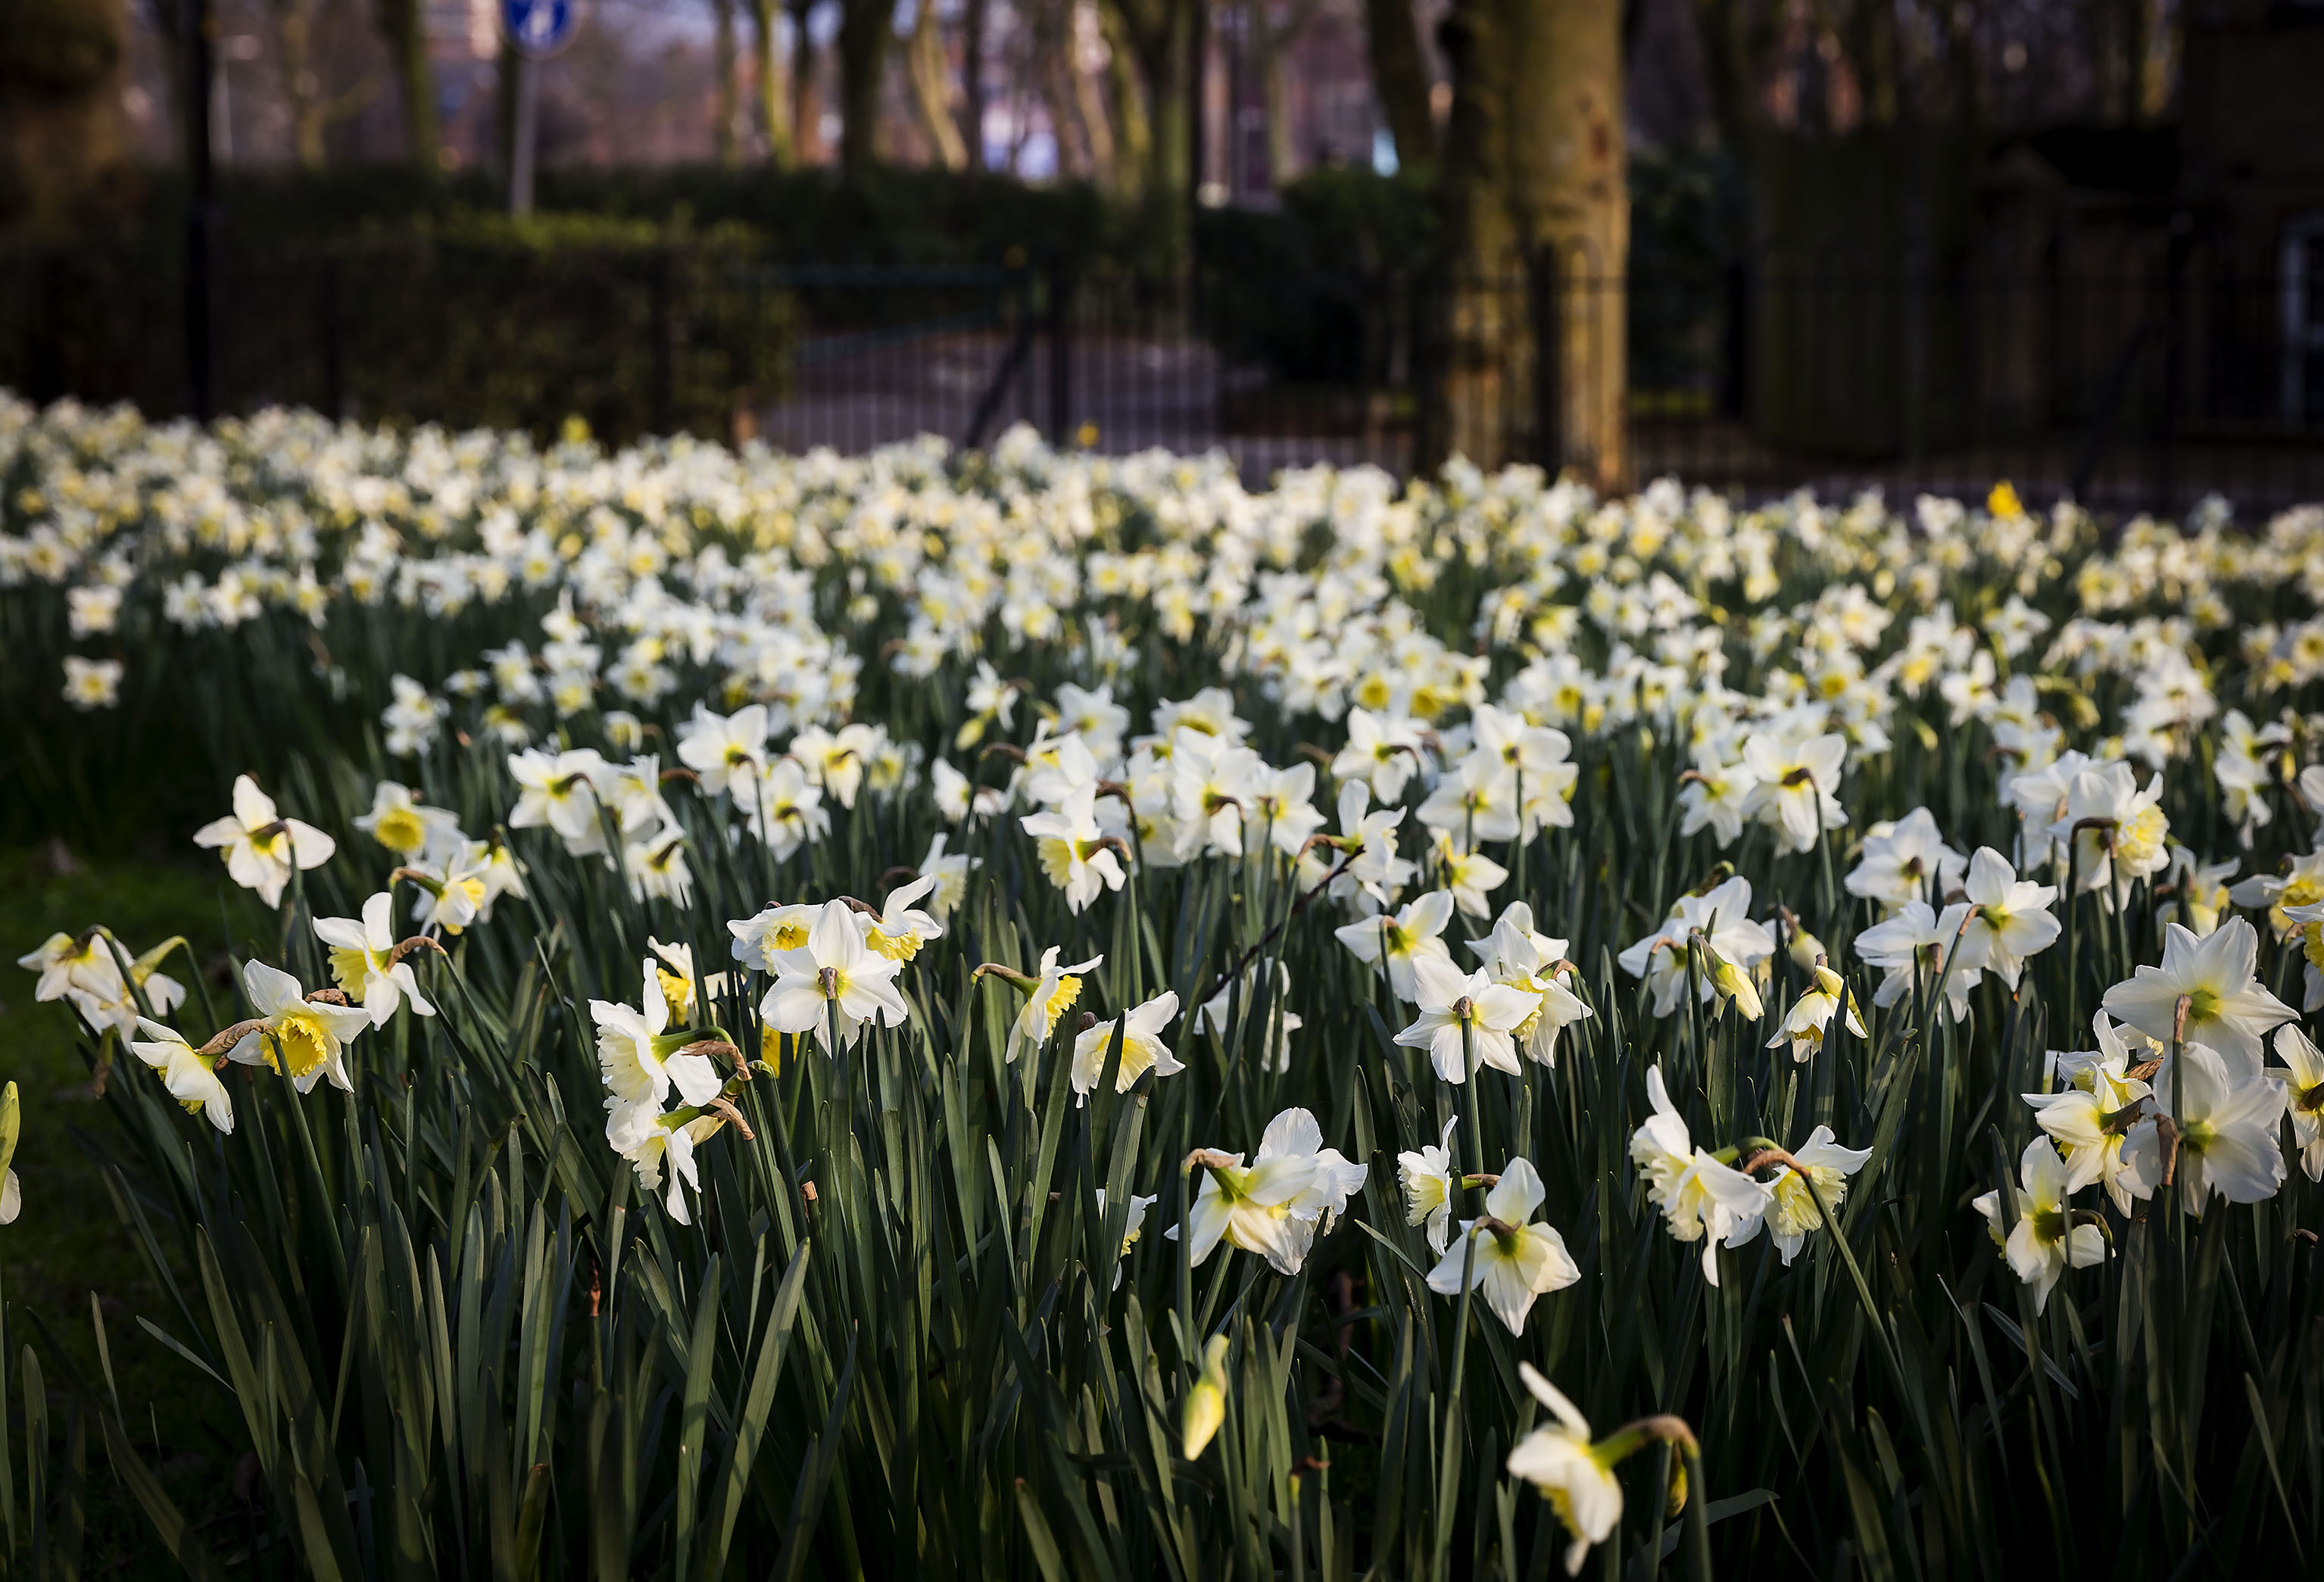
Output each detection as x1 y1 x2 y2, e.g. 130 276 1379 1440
510 52 538 217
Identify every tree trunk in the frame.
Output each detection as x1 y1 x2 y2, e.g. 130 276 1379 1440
907 0 967 167
1071 2 1118 188
1425 0 1627 487
0 0 136 241
268 0 328 169
1114 0 1194 270
1258 0 1323 190
749 0 793 164
1099 0 1150 198
836 0 891 174
1361 0 1433 170
959 0 987 164
715 0 740 167
788 0 822 161
374 0 439 177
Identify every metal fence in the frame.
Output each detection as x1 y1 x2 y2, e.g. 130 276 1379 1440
5 239 2321 513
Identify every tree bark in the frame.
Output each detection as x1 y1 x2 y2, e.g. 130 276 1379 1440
749 0 793 164
1112 0 1194 270
1099 0 1151 198
788 0 822 161
959 0 987 164
1425 0 1628 487
836 0 891 173
0 0 136 240
1361 0 1433 170
907 0 967 167
374 0 439 177
1256 0 1323 189
1071 2 1118 188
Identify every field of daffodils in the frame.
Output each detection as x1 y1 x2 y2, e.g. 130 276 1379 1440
5 392 2322 1577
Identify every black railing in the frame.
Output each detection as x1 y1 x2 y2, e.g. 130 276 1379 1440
5 239 2320 512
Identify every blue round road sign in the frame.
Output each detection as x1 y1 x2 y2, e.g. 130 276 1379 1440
504 0 576 57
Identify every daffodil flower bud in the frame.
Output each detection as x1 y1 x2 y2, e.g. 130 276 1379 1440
1181 1334 1231 1459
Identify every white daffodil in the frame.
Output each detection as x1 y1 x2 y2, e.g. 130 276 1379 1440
2100 918 2294 1065
1766 963 1866 1062
647 938 725 1024
675 703 770 802
1397 1114 1460 1255
1505 1365 1626 1577
129 1017 233 1134
353 780 460 862
742 758 830 860
2047 760 2171 899
1957 845 2060 988
592 957 722 1134
2226 850 2324 938
1973 1137 2104 1313
623 826 693 905
507 747 613 857
727 902 819 972
1393 954 1536 1083
1854 900 1982 1023
1068 991 1184 1101
1763 1127 1873 1262
1627 1066 1773 1285
314 893 435 1027
1843 807 1966 913
1424 1157 1580 1334
915 832 978 922
1468 903 1590 1066
864 873 945 962
994 947 1103 1063
1334 888 1455 1004
194 775 338 906
1427 830 1510 919
2272 1024 2324 1181
608 1105 703 1224
2024 1029 2152 1215
1092 1187 1159 1287
759 901 910 1056
1022 783 1128 913
18 930 127 1009
1739 731 1848 853
1322 779 1415 909
227 960 373 1094
2123 1042 2288 1216
1178 1107 1364 1275
1332 707 1429 803
1618 876 1773 1019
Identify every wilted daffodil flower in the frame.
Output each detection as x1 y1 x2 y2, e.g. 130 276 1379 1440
195 775 338 907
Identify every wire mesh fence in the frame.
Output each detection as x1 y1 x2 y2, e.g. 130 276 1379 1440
5 234 2321 512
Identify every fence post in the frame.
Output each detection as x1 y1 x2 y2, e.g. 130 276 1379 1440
1531 248 1563 476
650 246 675 438
2155 209 2191 518
1047 256 1075 444
185 0 219 421
320 254 344 422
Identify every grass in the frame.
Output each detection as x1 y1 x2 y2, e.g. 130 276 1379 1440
0 841 272 1576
